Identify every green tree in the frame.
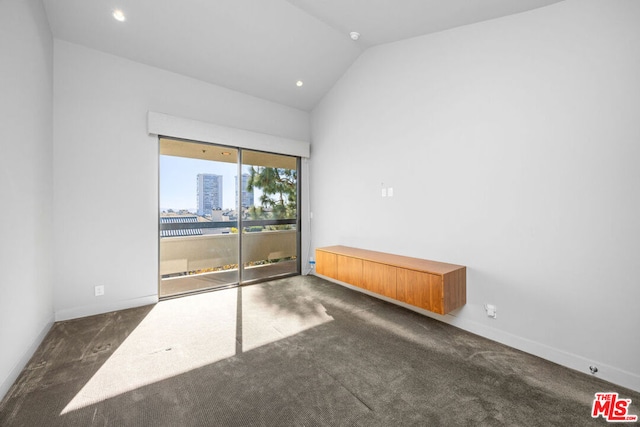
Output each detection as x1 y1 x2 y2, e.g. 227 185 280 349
246 166 296 220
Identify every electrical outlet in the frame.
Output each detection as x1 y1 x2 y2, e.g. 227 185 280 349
486 304 497 318
95 285 105 296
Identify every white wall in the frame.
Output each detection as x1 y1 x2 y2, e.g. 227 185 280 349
310 0 640 392
0 0 54 399
53 40 310 320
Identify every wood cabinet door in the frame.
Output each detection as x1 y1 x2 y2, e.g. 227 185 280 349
316 250 337 279
362 261 397 298
396 269 444 314
337 255 363 287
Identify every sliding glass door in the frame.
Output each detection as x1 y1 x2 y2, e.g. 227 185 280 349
240 150 300 282
159 137 300 298
159 138 239 297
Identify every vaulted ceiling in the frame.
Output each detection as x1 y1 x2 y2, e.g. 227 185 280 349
43 0 564 111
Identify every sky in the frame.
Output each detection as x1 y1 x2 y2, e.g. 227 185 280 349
160 155 260 211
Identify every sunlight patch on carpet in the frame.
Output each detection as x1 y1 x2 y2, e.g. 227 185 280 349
61 285 333 414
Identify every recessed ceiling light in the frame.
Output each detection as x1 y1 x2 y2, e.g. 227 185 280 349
349 32 360 41
296 80 304 87
113 9 126 22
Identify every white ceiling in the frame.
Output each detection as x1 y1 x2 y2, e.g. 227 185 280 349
43 0 564 111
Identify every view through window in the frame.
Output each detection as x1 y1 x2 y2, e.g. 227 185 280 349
159 137 300 297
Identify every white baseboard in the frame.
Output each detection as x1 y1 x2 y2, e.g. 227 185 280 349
441 312 640 394
54 294 159 322
314 273 640 394
0 316 54 401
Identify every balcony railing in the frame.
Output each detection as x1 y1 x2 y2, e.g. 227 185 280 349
160 226 297 277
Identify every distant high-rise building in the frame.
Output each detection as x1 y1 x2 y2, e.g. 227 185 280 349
235 173 254 209
197 173 223 216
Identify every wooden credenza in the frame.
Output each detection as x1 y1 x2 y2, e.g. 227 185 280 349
315 245 466 315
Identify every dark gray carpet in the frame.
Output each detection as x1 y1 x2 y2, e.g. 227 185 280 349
1 275 638 426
